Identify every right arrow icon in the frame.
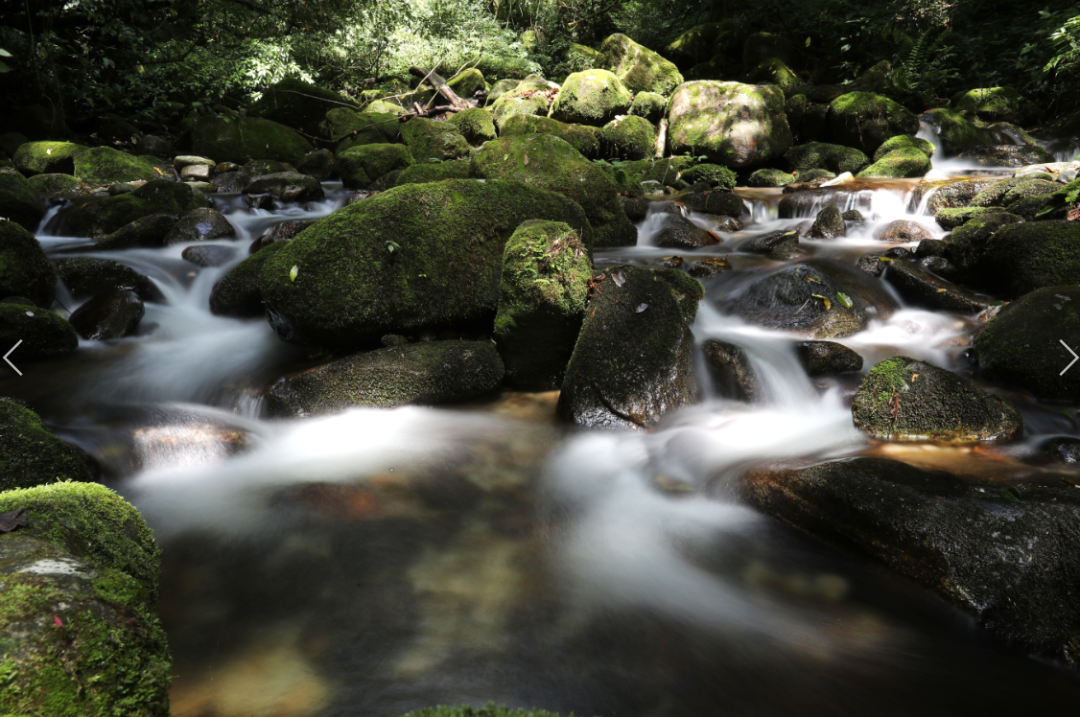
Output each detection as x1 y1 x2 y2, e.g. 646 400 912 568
1061 339 1079 376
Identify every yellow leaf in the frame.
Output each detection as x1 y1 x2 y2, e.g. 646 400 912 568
290 265 299 282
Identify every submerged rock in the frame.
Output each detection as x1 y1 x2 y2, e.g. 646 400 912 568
807 204 845 239
0 398 92 491
852 356 1021 443
701 339 758 401
162 206 236 245
795 341 863 376
181 244 235 267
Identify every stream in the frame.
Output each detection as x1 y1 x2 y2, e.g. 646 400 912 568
4 124 1080 716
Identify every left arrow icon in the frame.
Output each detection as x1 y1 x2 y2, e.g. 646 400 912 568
4 340 22 376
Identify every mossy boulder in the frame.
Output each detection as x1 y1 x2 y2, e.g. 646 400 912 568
807 204 845 239
983 220 1080 298
720 259 898 338
493 220 591 390
498 114 601 159
747 168 795 187
934 206 1005 230
666 81 793 168
548 69 632 127
743 456 1080 664
72 147 160 185
209 241 288 317
490 95 551 132
0 167 46 230
858 146 932 178
600 33 684 95
0 481 170 717
296 149 336 181
958 145 1055 168
0 399 92 491
250 78 356 136
394 160 472 186
783 142 870 175
28 172 81 196
911 177 998 214
401 117 470 161
852 356 1021 442
566 43 604 72
68 289 144 340
924 108 987 155
363 99 407 116
680 163 737 190
941 211 1023 282
0 303 78 359
629 92 666 123
558 266 703 429
745 57 800 92
257 180 590 348
471 134 635 247
94 214 178 251
486 79 523 105
446 108 497 146
266 340 503 416
874 134 935 162
322 109 401 152
599 115 656 160
742 31 798 69
13 141 82 176
604 156 699 194
827 92 919 156
951 87 1027 124
0 220 58 305
337 143 415 189
191 115 312 165
55 257 161 303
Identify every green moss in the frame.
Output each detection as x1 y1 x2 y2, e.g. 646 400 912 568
951 87 1025 123
680 163 737 190
872 135 934 162
942 211 1023 282
0 303 78 359
27 172 81 196
565 43 604 72
498 114 601 159
209 240 289 317
600 33 684 95
0 169 46 231
394 160 472 186
548 69 632 127
1002 178 1059 206
629 92 666 123
746 57 800 92
747 168 795 187
986 220 1080 297
783 142 869 174
969 178 1024 207
400 118 470 161
250 77 357 136
857 146 932 178
322 109 401 151
416 68 487 106
72 147 160 185
607 156 700 193
0 399 91 491
52 179 208 238
12 141 82 176
337 143 415 189
599 115 656 160
925 108 988 155
490 95 550 133
446 108 497 146
191 115 312 165
485 79 523 105
828 92 919 155
363 99 407 116
934 206 1001 230
795 168 836 182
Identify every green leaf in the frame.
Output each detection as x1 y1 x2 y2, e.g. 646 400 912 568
0 49 12 58
805 37 812 47
289 265 299 282
836 292 853 308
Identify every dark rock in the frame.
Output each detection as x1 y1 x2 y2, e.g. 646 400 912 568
679 190 743 217
250 77 356 137
296 149 336 181
0 168 46 230
337 143 414 190
266 341 504 416
914 239 947 258
701 339 758 401
827 92 919 155
133 134 173 158
94 214 178 250
0 398 92 490
209 242 288 317
0 220 57 306
182 244 235 267
687 257 731 278
783 142 870 174
941 212 1023 283
656 215 720 249
807 205 845 239
874 219 931 243
1030 436 1080 465
558 266 703 429
852 356 1021 442
795 341 863 376
401 117 470 162
0 303 78 358
883 247 911 259
958 145 1055 168
27 173 81 196
619 195 651 221
392 160 472 187
163 207 236 245
740 229 800 259
920 256 957 277
746 168 795 187
212 170 249 193
841 209 864 223
242 171 324 202
69 289 144 340
55 257 162 303
191 115 312 165
249 220 314 255
50 179 207 238
881 259 995 313
983 221 1080 298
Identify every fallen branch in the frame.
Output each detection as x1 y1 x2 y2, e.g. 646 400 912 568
409 65 471 111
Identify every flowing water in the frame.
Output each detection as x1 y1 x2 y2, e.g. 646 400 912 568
5 136 1080 716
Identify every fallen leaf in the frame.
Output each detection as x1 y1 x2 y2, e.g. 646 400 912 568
611 271 627 287
53 615 63 628
289 265 299 282
0 508 28 533
523 153 529 165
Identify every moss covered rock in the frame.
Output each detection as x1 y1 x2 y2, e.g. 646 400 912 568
471 134 635 247
250 77 356 136
498 114 601 159
858 146 932 178
401 117 470 162
486 79 523 105
493 220 591 390
72 147 160 185
337 143 414 189
322 110 401 152
0 167 46 230
257 180 590 348
827 92 919 156
873 134 935 162
923 108 986 155
807 204 845 239
958 145 1055 168
0 220 57 305
0 481 169 717
600 33 684 95
208 241 288 317
52 179 208 239
13 141 82 176
0 399 92 491
599 114 656 160
629 92 666 123
566 43 604 72
416 68 488 106
266 340 503 416
747 168 795 187
852 356 1020 442
879 258 994 313
55 257 161 303
0 303 78 359
941 211 1023 282
94 214 179 251
28 172 81 196
783 142 869 175
604 156 699 194
490 95 550 132
934 206 1005 230
558 265 703 429
242 170 324 202
951 87 1027 124
666 81 793 168
983 220 1080 297
548 69 632 127
394 160 472 186
680 163 737 190
911 177 998 215
745 57 800 92
191 115 312 165
446 108 497 146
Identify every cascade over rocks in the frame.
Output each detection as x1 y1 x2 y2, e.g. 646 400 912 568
55 257 162 303
51 180 208 238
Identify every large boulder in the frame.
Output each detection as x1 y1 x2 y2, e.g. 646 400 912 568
666 81 793 168
445 108 497 146
0 168 46 230
0 303 79 359
498 114 601 159
783 142 869 175
951 87 1029 124
743 457 1080 664
975 286 1080 402
745 57 800 92
494 220 591 390
393 160 472 187
827 92 919 156
94 214 179 251
720 259 898 337
55 257 161 303
548 69 633 127
924 108 988 155
257 180 590 348
471 134 636 247
0 398 92 491
208 241 289 317
191 116 312 165
400 117 470 161
0 220 57 305
12 141 82 176
858 135 934 178
336 143 414 189
941 211 1023 282
599 115 656 160
72 147 160 185
0 481 170 716
852 356 1022 443
600 33 684 95
490 95 550 132
249 78 356 136
49 180 208 238
558 266 703 429
983 221 1080 297
265 340 504 417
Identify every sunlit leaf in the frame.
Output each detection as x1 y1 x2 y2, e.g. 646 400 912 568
836 291 853 308
290 265 299 282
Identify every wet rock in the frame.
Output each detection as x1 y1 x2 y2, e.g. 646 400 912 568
667 81 792 168
807 205 845 239
182 244 235 267
619 195 651 221
471 134 636 247
852 356 1021 443
874 219 931 243
933 206 1001 230
914 238 946 260
0 220 57 306
209 241 288 317
548 69 632 127
0 398 92 490
795 341 863 377
94 213 178 251
558 266 703 429
337 143 414 190
0 303 78 358
713 216 744 232
828 92 919 155
743 456 1080 664
400 117 470 162
720 259 898 338
941 211 1023 283
69 289 145 340
296 148 336 181
445 108 497 147
494 221 591 390
0 482 170 715
257 180 590 347
51 179 207 238
266 341 504 417
919 255 957 277
1030 436 1080 465
679 190 743 217
880 258 994 313
687 257 731 278
975 286 1080 402
912 177 998 214
983 221 1080 298
783 142 870 175
958 145 1055 168
599 115 657 161
747 168 795 187
55 257 162 303
656 215 720 249
923 108 987 155
242 171 324 202
211 170 249 193
179 163 211 182
0 167 46 230
856 253 886 277
841 209 864 223
249 219 314 255
701 339 758 401
163 206 236 245
192 115 312 165
601 33 684 95
740 229 800 259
